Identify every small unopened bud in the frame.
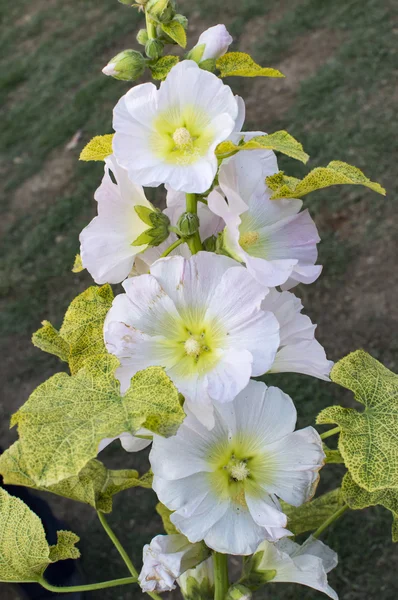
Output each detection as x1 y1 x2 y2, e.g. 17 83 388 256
226 584 252 600
173 14 188 29
203 235 217 252
132 206 170 247
136 29 149 45
146 0 175 24
102 49 145 81
145 38 164 60
177 212 200 237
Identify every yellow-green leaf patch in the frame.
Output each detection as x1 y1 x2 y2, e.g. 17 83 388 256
267 161 386 199
59 284 114 374
149 55 179 80
216 131 309 163
216 52 284 78
72 254 84 273
0 441 149 513
0 488 79 583
11 355 184 486
317 350 398 492
79 134 114 161
342 472 398 542
281 489 344 536
32 320 69 363
160 21 186 47
323 444 344 464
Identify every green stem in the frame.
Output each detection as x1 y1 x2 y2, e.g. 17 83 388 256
320 426 341 440
185 193 203 254
160 237 185 258
145 11 157 40
312 503 349 539
97 511 162 600
39 576 136 593
213 552 229 600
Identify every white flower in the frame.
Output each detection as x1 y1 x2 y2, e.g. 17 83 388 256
252 536 338 599
263 288 333 380
138 534 208 593
97 430 151 454
112 60 240 193
79 155 153 284
178 557 214 600
193 24 233 62
208 144 322 288
104 252 280 427
150 380 325 555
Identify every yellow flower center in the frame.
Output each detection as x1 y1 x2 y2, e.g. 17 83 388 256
239 230 260 250
172 127 194 150
227 459 250 481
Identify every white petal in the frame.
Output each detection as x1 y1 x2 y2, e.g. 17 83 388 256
271 339 333 381
204 504 268 555
204 348 253 403
261 427 325 506
196 24 233 61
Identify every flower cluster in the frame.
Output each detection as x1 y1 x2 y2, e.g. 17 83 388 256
78 16 341 600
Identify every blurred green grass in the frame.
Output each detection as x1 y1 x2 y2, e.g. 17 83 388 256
0 0 397 599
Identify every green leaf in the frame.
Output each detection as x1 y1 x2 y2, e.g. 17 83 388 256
49 531 80 562
72 254 84 273
280 489 344 535
317 350 398 492
0 441 149 513
32 320 69 363
323 444 344 464
216 52 284 78
342 472 398 542
11 355 184 486
216 131 309 164
156 502 179 534
149 55 179 80
0 488 79 583
59 285 114 374
160 21 187 48
186 43 205 63
267 161 386 199
79 134 114 161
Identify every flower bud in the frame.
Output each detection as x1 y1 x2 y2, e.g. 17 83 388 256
188 24 232 64
202 235 217 252
102 49 145 81
178 557 214 600
146 0 175 24
226 584 252 600
136 29 149 45
177 212 200 237
173 14 188 30
132 205 170 247
145 38 164 60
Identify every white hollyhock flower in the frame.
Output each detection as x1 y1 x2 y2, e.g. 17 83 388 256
151 380 325 555
263 288 333 380
178 557 214 599
208 144 322 288
193 24 233 61
138 534 208 593
79 155 154 284
104 252 280 427
112 60 240 194
252 536 338 599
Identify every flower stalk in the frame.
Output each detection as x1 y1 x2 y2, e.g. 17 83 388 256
213 552 229 600
312 503 350 539
185 193 203 254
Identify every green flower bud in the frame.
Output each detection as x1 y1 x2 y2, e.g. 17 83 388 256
202 235 217 252
177 212 200 237
145 38 164 60
102 49 145 81
146 0 175 24
239 552 277 591
178 557 214 600
136 29 149 45
226 584 252 600
132 206 170 247
173 13 188 30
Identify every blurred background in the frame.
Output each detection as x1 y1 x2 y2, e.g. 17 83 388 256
0 0 397 598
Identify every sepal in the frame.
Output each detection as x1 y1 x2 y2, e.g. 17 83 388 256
102 49 146 81
132 206 170 247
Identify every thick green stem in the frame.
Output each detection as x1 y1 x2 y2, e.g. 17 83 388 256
145 11 157 40
320 426 341 440
185 193 203 254
312 503 349 539
39 576 136 593
97 511 162 600
213 552 229 600
160 237 185 257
